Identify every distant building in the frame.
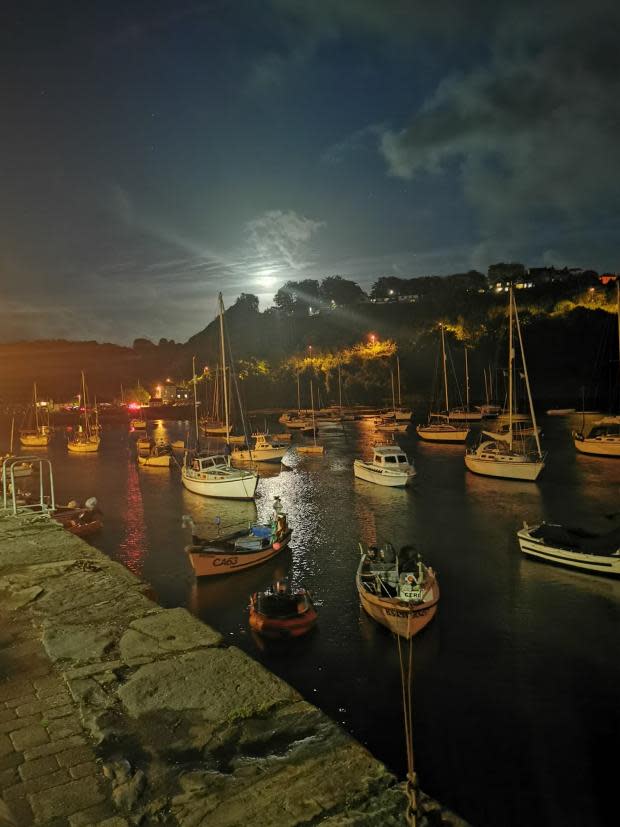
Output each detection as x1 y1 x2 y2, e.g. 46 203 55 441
599 273 618 285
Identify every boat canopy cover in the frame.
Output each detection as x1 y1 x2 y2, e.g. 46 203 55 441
532 524 620 556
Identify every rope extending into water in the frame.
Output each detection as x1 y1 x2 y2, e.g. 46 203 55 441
397 631 418 827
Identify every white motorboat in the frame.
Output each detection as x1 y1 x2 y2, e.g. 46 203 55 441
517 521 620 576
353 443 415 487
181 294 259 500
417 325 470 443
231 433 288 463
465 287 545 481
182 453 258 499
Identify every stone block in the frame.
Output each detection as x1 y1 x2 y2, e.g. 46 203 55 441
9 725 49 751
0 715 40 736
43 626 117 665
29 775 106 821
68 800 117 826
119 607 222 665
69 760 98 779
56 744 96 768
23 733 85 760
5 768 70 798
15 691 70 717
0 764 19 788
47 715 83 741
18 754 59 781
4 695 36 710
0 734 14 757
0 709 15 724
33 676 65 697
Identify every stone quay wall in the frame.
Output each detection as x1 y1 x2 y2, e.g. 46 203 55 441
0 513 468 826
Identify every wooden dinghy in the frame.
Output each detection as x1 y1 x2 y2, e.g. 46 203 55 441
356 542 439 638
52 497 103 537
183 498 292 577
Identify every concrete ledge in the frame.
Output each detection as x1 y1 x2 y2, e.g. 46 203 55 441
0 512 468 825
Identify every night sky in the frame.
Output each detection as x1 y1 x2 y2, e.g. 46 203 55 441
2 0 619 344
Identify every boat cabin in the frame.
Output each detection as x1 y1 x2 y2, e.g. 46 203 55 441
191 454 228 472
372 445 410 467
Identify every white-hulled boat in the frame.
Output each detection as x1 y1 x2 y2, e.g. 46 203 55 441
375 366 411 434
546 408 576 416
231 433 288 463
482 420 542 443
68 372 100 453
448 348 482 421
573 416 620 457
356 542 439 638
417 325 470 443
181 294 259 500
573 282 619 458
517 521 620 576
354 443 415 487
465 287 545 481
19 384 51 447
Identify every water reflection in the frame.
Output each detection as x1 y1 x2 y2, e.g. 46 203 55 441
118 458 147 576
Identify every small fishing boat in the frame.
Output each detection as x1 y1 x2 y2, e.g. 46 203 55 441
353 443 415 487
137 440 173 467
52 497 102 537
183 498 292 576
517 521 620 576
356 543 439 638
249 581 318 638
130 418 147 430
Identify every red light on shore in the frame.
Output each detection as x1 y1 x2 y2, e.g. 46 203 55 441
128 402 140 411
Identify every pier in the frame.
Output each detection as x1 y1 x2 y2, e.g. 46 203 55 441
0 513 466 826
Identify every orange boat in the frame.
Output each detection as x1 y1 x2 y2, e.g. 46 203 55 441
52 499 103 537
183 498 292 577
249 583 317 638
356 542 439 639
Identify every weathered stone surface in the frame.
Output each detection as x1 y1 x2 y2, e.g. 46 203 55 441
4 586 43 610
28 775 106 821
18 754 59 781
9 724 48 751
118 647 298 719
119 607 222 664
43 625 117 664
112 768 146 812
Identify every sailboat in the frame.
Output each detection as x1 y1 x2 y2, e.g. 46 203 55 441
19 383 51 447
296 382 325 454
573 281 620 457
67 372 101 453
465 287 545 480
181 294 259 500
416 325 470 442
376 369 410 433
379 357 413 422
448 348 483 421
201 365 233 436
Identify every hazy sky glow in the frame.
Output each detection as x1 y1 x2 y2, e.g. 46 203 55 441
2 0 619 343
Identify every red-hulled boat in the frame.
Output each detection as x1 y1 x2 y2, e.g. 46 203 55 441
52 498 103 537
249 582 317 638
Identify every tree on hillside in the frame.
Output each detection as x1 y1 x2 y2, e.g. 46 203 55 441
488 262 526 282
274 280 321 315
320 275 366 305
370 276 408 299
233 293 260 313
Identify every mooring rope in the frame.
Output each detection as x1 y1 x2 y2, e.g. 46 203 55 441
397 630 418 827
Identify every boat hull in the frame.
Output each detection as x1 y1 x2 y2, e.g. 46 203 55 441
573 436 620 457
353 459 413 487
19 435 49 447
356 576 439 639
232 448 287 462
517 526 620 576
67 438 100 453
181 466 258 499
465 452 544 480
187 531 291 576
249 594 317 638
416 425 469 442
137 453 172 466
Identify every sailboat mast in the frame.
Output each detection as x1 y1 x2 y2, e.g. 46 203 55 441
391 369 397 418
508 288 514 451
297 373 301 413
218 293 230 446
33 383 39 431
513 296 542 458
10 417 14 454
338 361 342 414
310 382 317 446
441 325 449 412
396 356 402 406
81 372 88 437
465 347 470 410
192 356 199 444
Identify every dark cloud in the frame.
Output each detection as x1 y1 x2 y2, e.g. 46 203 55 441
380 1 620 249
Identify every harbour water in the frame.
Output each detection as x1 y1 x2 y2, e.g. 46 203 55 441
2 412 619 827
